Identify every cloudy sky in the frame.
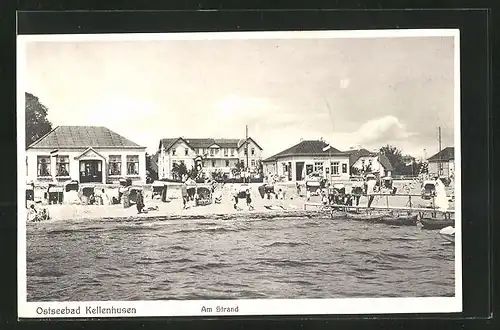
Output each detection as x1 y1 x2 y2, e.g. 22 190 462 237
22 33 456 158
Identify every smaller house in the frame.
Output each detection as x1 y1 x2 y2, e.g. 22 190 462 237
262 140 350 182
427 147 454 177
344 148 393 177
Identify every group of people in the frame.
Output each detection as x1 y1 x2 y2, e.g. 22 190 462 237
27 203 50 222
313 176 380 208
232 185 254 211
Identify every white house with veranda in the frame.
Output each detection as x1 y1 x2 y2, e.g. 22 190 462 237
157 137 263 180
262 140 351 182
25 126 147 185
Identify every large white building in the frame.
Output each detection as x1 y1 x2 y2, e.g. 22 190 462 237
157 137 263 180
262 140 351 182
25 126 147 185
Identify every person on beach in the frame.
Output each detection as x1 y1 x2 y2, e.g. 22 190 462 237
434 177 449 211
232 185 239 210
245 189 254 210
136 190 145 214
321 191 329 206
181 183 188 209
27 204 38 222
366 176 377 208
214 188 222 204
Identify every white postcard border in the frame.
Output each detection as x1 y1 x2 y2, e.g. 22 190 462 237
17 29 462 319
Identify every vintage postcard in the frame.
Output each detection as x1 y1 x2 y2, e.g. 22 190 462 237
17 29 461 318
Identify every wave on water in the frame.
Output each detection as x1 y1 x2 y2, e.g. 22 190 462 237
263 241 310 248
171 227 242 235
180 262 232 272
169 245 190 251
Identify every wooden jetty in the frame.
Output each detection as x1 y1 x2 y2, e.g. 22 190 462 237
303 192 455 228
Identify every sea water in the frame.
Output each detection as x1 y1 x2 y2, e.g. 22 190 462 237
26 216 454 301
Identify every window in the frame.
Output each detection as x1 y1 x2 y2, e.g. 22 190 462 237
26 156 28 176
244 149 248 155
126 155 139 175
306 164 314 175
37 156 51 177
230 149 235 156
332 162 339 175
212 160 216 167
314 162 324 173
342 163 348 174
224 148 228 157
225 160 230 167
251 148 255 156
251 159 256 167
210 149 215 156
172 149 176 156
108 155 122 176
185 148 189 156
56 156 70 176
196 149 200 155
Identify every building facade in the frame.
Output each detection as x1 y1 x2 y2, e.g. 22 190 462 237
25 126 147 185
157 137 263 180
263 140 350 182
427 147 455 177
344 148 394 177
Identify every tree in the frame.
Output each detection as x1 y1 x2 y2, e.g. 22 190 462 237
256 160 264 175
26 92 52 147
350 166 360 176
188 165 199 180
379 144 405 175
231 160 245 177
363 163 372 174
171 162 188 181
145 153 158 182
171 163 180 181
178 162 188 180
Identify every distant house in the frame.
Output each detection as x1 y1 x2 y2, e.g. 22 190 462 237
157 137 263 180
343 148 393 177
25 126 147 184
427 147 454 177
262 140 350 182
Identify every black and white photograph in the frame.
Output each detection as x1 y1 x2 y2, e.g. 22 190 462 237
17 30 461 318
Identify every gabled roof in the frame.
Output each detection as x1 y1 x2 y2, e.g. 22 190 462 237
27 126 144 149
159 138 180 151
428 147 454 162
342 148 377 165
264 140 343 162
159 137 263 152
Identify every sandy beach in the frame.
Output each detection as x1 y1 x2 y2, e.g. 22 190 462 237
35 180 455 223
